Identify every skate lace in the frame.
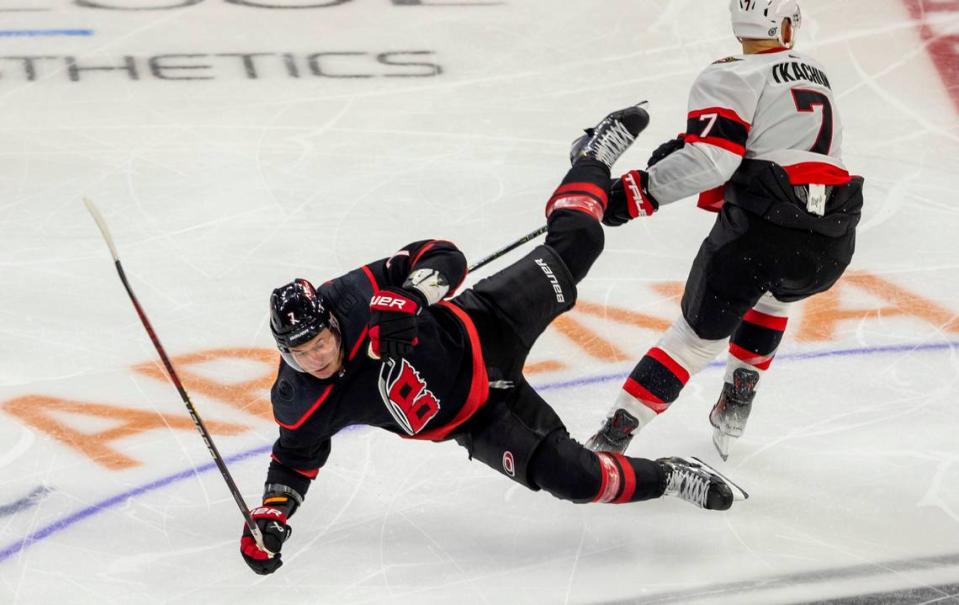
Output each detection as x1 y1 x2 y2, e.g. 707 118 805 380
587 120 636 166
666 466 710 508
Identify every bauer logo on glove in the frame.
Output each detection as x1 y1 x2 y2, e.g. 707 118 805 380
368 287 425 360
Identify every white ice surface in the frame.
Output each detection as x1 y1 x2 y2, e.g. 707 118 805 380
1 1 959 603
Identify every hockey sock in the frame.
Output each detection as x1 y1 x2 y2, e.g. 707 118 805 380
725 294 791 382
611 317 727 426
545 159 611 221
543 210 604 284
592 452 667 503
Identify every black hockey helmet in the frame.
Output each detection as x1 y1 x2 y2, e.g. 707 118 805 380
269 278 340 371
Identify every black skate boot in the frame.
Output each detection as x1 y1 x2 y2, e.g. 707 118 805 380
585 408 639 453
709 368 760 461
656 456 748 511
570 103 650 168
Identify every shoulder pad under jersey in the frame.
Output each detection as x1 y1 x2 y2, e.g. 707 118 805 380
271 363 335 430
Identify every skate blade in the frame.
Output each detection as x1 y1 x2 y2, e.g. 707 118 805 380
692 456 749 501
712 428 732 462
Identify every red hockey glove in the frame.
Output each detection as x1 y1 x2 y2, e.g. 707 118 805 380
647 134 685 167
240 506 292 576
603 170 658 227
369 287 426 360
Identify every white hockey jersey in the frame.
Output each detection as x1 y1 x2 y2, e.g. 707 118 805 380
647 47 851 209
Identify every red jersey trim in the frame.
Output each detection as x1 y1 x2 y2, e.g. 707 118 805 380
349 326 369 361
688 107 752 130
758 46 790 55
685 134 746 156
783 162 852 185
410 240 443 269
697 185 726 212
361 265 380 293
274 384 334 430
408 301 490 441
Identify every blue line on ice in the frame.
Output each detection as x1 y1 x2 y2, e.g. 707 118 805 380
0 29 93 37
0 339 956 564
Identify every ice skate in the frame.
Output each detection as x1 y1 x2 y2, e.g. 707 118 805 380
585 408 639 453
709 368 760 461
657 456 748 511
570 102 650 168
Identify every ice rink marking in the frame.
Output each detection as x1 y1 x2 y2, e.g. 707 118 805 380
0 29 94 37
0 339 956 565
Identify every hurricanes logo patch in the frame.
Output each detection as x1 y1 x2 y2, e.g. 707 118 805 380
502 451 516 477
378 358 441 435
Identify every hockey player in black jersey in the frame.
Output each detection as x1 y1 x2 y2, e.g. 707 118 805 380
239 105 748 575
585 0 865 459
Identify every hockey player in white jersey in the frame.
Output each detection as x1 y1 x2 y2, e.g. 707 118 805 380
585 0 864 459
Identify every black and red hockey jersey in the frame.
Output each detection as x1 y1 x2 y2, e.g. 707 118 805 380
264 240 488 499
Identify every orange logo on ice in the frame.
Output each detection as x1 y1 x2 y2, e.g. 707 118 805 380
2 272 956 470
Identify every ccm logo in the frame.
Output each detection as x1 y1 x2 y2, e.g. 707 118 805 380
250 507 283 518
371 295 410 311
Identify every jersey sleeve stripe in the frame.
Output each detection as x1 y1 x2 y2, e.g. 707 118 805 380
684 134 746 156
409 240 439 268
348 326 369 361
361 265 380 293
688 106 751 130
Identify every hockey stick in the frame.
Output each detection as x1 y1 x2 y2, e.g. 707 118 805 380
82 198 272 557
467 224 547 274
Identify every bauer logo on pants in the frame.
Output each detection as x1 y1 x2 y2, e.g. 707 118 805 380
534 258 565 303
502 451 516 477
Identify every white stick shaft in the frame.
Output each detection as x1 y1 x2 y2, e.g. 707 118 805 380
82 197 121 262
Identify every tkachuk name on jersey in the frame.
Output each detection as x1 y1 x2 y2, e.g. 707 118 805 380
772 60 832 89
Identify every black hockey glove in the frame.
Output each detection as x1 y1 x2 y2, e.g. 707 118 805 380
240 505 292 575
647 134 685 167
603 170 659 227
368 287 426 360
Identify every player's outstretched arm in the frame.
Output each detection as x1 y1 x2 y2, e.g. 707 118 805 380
369 240 467 360
240 431 330 574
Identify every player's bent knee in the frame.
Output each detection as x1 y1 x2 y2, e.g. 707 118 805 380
544 211 605 283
